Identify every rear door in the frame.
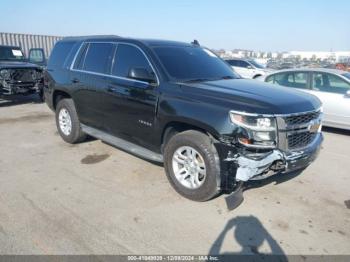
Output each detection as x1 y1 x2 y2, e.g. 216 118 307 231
308 72 350 128
71 42 115 130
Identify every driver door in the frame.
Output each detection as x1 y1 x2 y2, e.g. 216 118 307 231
100 43 159 149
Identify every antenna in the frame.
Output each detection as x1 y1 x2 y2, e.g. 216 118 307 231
191 39 200 46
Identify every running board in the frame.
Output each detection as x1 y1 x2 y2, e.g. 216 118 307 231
81 124 164 163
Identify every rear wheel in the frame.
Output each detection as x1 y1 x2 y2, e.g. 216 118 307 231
164 130 221 201
55 98 86 144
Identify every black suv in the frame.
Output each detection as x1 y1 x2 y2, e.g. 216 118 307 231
0 45 46 98
44 36 323 201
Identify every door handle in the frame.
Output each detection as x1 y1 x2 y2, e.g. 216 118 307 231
107 85 120 93
71 78 80 83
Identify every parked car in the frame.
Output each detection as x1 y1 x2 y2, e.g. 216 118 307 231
225 58 272 79
260 68 350 130
44 36 323 202
0 45 46 99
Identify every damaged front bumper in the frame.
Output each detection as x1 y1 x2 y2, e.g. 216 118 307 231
0 80 42 95
220 132 323 182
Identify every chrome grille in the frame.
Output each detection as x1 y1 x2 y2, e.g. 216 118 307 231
285 111 321 126
288 132 317 149
277 109 322 151
10 69 36 82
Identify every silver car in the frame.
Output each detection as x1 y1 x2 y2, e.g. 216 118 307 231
260 68 350 130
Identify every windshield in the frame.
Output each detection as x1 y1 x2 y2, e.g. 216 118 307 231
153 46 239 81
248 59 265 69
0 46 25 61
343 73 350 81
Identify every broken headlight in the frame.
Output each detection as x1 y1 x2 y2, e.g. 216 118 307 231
0 69 11 80
230 111 277 148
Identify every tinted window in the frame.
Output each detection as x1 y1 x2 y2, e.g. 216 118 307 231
29 49 44 63
343 73 350 80
0 46 25 61
48 41 75 68
273 73 287 85
112 44 152 78
266 75 274 83
83 43 114 74
273 72 308 89
73 43 89 70
227 60 238 66
238 61 250 68
153 46 237 81
312 73 350 94
248 59 265 69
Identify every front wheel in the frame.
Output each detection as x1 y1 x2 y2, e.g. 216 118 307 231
164 130 221 201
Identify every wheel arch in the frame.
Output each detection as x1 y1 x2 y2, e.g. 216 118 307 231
53 89 71 110
161 120 219 152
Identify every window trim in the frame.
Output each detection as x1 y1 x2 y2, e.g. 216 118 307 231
70 41 160 86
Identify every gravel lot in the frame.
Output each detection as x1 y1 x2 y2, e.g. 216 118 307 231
0 95 349 255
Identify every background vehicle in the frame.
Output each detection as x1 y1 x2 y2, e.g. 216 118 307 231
225 58 272 79
0 45 46 98
261 68 350 130
44 36 323 202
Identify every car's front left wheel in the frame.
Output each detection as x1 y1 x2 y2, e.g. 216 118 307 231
163 130 221 201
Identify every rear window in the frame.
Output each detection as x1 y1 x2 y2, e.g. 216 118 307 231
48 41 75 68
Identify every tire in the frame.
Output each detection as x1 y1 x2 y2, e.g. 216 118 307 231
164 130 221 201
38 89 44 102
253 74 261 79
55 98 86 144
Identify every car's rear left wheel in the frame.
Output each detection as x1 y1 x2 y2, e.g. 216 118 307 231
55 98 86 144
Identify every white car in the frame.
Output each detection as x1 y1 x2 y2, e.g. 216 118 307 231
259 68 350 130
225 58 272 79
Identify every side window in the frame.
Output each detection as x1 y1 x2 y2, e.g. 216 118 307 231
284 72 308 89
83 43 114 74
112 44 152 79
274 73 287 85
239 61 250 68
29 49 44 63
291 72 308 89
73 43 88 70
266 75 274 84
227 60 238 66
312 73 350 94
48 41 75 68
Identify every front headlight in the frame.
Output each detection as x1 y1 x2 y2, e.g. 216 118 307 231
230 111 277 148
0 69 11 80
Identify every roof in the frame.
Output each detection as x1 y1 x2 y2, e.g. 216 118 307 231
60 35 194 48
269 68 347 75
0 44 21 48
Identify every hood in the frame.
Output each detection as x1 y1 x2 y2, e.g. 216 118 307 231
180 79 321 115
0 61 40 69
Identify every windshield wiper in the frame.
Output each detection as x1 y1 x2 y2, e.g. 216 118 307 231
183 78 213 83
220 75 235 79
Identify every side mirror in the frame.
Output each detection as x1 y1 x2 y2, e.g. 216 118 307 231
128 67 156 84
345 90 350 97
28 48 46 66
247 65 253 69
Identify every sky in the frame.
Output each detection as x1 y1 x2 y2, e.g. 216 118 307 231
0 0 349 52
